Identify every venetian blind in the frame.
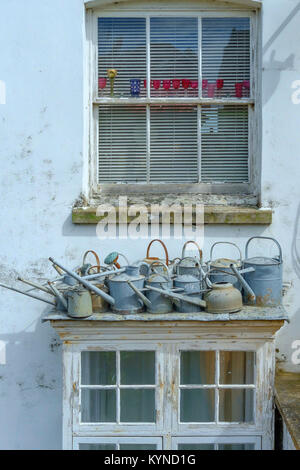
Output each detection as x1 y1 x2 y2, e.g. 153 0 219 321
201 105 249 182
97 16 251 185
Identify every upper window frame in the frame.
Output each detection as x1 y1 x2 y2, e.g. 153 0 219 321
85 3 261 199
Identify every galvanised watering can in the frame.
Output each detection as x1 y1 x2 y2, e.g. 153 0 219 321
242 236 283 306
177 241 203 278
207 242 243 290
106 265 147 314
145 261 173 314
174 273 203 313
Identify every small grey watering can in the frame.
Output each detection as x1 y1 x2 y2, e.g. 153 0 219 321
65 286 93 318
174 273 203 313
241 236 283 306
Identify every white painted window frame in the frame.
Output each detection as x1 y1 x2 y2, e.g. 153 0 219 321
73 436 163 450
171 435 261 450
68 339 269 450
84 2 261 199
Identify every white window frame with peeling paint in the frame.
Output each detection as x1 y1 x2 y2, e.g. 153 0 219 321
57 326 277 451
84 0 261 203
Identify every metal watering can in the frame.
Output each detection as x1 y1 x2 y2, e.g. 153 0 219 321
207 242 243 290
174 273 203 313
107 265 148 314
49 257 116 307
176 241 203 278
241 236 283 306
145 261 173 314
142 239 170 275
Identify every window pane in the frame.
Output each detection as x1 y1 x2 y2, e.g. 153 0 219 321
81 389 116 423
81 351 116 385
220 351 255 385
120 444 157 450
150 17 198 98
180 389 215 422
98 18 146 98
180 351 215 385
201 105 248 183
120 351 155 385
218 444 255 450
120 389 155 422
219 389 254 423
98 106 147 183
202 18 250 99
150 106 198 183
178 444 214 450
79 443 117 450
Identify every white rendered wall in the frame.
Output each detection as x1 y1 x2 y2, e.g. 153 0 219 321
0 0 299 449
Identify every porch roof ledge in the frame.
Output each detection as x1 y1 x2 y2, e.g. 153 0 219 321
72 204 273 225
43 305 287 323
275 372 300 450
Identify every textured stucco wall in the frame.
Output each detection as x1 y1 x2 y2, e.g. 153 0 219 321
0 0 299 449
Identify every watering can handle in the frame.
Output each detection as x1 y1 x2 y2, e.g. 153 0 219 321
181 240 203 263
245 237 282 263
209 242 242 264
146 239 169 266
149 260 170 279
83 250 101 273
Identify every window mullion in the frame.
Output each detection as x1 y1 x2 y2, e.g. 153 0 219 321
198 16 202 99
146 16 151 184
197 105 202 183
116 350 120 424
146 105 151 184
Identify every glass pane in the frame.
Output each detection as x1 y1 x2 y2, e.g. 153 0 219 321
81 389 116 423
220 351 255 384
120 444 157 450
98 105 147 183
150 17 198 98
120 389 155 422
201 105 249 183
180 351 215 384
178 444 214 450
202 18 250 99
150 106 198 183
121 351 155 385
219 389 254 423
79 443 117 450
98 18 146 98
180 389 215 422
218 444 255 450
81 351 116 385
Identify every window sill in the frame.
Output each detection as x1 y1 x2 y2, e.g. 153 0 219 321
72 198 272 225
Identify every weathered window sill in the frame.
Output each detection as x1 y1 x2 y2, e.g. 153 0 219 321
72 204 272 225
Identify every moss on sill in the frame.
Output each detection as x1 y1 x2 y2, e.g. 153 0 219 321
72 204 272 225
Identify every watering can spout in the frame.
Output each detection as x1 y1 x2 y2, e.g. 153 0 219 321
230 264 256 302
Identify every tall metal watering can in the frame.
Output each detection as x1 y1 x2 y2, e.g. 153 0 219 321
242 236 283 306
145 261 173 314
176 241 203 278
141 239 170 275
207 242 243 290
107 265 147 314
